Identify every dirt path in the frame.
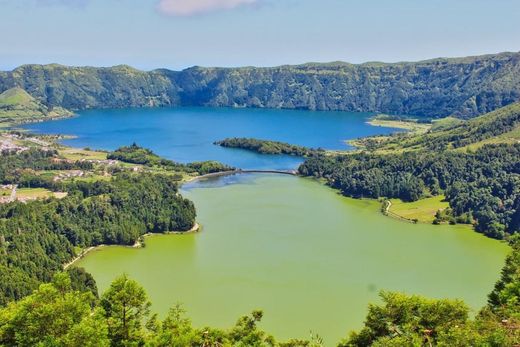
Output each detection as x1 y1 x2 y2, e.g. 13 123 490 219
9 185 17 202
382 199 416 224
63 246 98 270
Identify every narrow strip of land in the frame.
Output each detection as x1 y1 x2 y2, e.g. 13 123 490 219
185 169 297 183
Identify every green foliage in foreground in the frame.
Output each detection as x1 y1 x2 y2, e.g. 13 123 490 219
215 137 322 157
1 239 520 346
108 143 233 175
0 273 323 347
339 292 470 346
0 273 107 347
489 237 520 320
341 239 520 346
339 292 520 347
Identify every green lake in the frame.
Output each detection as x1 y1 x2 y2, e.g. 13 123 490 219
77 173 509 344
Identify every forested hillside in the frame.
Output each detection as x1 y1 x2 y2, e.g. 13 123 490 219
299 103 520 239
358 101 520 152
0 147 198 306
0 65 178 111
108 144 233 174
1 52 520 119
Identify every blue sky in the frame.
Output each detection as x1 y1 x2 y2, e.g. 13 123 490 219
0 0 519 70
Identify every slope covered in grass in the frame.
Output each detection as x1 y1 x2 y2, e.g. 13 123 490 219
361 102 520 152
0 87 72 123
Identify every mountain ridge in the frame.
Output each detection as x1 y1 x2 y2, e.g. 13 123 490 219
9 51 519 72
1 51 520 119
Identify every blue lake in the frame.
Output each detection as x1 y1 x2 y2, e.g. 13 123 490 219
24 107 396 170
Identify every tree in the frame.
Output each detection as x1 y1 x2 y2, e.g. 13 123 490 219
67 266 99 300
229 310 276 347
0 272 109 347
148 304 198 347
487 236 520 317
101 274 151 346
338 291 469 347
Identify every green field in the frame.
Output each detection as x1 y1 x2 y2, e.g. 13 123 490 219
73 174 112 183
0 87 73 124
368 117 431 134
389 195 449 223
459 124 520 151
60 147 108 161
16 188 54 200
430 116 463 131
359 102 520 154
0 87 35 106
16 188 69 200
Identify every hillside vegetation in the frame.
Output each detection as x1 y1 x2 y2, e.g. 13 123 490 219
0 87 71 123
299 103 520 239
0 138 239 306
356 101 520 152
0 156 196 305
108 143 233 174
1 52 520 119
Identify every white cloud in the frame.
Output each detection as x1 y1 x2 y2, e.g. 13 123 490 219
156 0 259 16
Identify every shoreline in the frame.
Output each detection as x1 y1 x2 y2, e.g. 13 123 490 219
0 112 77 130
63 222 201 269
366 115 431 133
183 169 297 185
381 199 417 224
183 170 241 184
10 111 485 268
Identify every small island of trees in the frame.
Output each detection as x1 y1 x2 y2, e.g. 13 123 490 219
215 137 323 157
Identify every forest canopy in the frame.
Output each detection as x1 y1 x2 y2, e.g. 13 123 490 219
108 143 233 175
298 103 520 239
215 137 322 157
299 143 520 239
0 170 196 306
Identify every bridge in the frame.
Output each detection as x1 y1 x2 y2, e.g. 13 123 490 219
239 169 297 175
188 169 298 182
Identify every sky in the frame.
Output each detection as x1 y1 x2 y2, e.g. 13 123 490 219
0 0 519 71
